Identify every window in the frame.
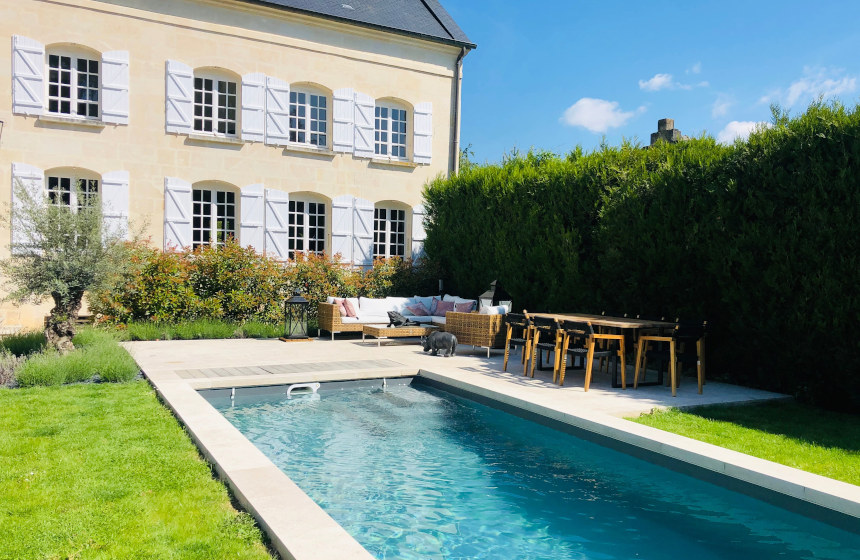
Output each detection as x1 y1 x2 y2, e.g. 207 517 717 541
287 200 326 259
193 75 237 135
375 103 407 159
47 53 99 118
47 175 99 209
374 207 406 258
192 188 236 248
289 89 327 147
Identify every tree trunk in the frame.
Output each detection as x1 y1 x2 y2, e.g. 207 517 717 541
45 296 81 354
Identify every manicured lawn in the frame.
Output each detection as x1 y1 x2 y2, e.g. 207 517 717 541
0 381 273 560
629 401 860 486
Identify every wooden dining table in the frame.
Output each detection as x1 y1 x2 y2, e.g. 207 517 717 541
528 312 679 387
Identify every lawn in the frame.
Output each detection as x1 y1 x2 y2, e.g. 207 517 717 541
629 401 860 486
0 381 274 560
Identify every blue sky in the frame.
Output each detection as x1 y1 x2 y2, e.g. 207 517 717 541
444 1 860 164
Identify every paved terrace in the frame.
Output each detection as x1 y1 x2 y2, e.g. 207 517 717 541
125 337 860 560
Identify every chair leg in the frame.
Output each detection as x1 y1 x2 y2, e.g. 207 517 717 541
528 333 539 378
669 341 677 397
584 342 596 391
503 331 512 371
634 339 644 388
618 339 627 389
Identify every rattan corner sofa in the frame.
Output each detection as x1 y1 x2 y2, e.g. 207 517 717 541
444 311 506 357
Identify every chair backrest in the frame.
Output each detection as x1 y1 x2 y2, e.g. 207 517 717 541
505 313 529 328
560 319 594 338
531 316 559 336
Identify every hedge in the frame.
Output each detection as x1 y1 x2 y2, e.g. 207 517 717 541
424 102 860 410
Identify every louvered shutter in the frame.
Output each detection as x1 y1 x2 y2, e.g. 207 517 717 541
353 197 374 266
264 189 290 259
10 163 44 253
265 76 290 146
411 204 427 260
101 51 130 125
241 72 266 142
101 170 129 241
165 60 193 134
163 177 192 250
413 102 433 164
240 184 265 253
332 87 354 153
12 36 44 116
353 92 375 158
331 194 355 263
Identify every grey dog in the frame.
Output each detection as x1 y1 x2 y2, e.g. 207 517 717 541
421 331 457 357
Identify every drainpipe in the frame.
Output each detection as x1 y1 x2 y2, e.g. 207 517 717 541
451 47 467 176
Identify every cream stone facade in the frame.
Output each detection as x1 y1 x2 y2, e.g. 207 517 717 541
1 0 473 328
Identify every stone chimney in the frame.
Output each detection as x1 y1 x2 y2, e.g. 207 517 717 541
650 118 688 145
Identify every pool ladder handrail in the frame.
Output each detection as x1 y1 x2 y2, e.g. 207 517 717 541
286 382 321 399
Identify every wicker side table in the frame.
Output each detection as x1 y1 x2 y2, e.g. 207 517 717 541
361 324 439 346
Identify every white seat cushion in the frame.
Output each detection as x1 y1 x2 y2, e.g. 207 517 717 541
356 314 390 324
340 317 360 324
358 297 393 316
429 316 446 325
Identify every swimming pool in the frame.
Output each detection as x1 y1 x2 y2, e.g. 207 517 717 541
206 379 860 560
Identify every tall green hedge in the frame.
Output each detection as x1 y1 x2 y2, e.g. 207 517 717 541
424 103 860 410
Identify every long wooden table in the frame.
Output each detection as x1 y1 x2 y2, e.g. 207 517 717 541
529 312 680 387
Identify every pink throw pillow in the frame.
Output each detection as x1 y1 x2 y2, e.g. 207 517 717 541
433 298 455 315
333 298 348 317
342 299 357 318
454 300 476 313
406 302 430 316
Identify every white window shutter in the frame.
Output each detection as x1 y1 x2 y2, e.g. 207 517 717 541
411 204 427 260
163 177 192 250
265 76 290 146
101 170 130 241
240 183 265 253
264 189 290 259
12 36 45 116
330 194 355 263
332 87 354 153
353 92 375 159
101 51 130 125
165 60 193 134
413 102 433 164
241 72 266 143
10 163 44 253
353 197 374 266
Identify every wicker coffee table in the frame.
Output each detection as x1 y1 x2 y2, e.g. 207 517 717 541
361 324 439 346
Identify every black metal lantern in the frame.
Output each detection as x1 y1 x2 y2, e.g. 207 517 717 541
282 291 310 340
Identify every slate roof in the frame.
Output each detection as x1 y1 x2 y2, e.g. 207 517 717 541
238 0 475 49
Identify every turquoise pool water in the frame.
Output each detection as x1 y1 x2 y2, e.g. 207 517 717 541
210 381 860 559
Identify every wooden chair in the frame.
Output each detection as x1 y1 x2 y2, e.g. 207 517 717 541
502 312 532 375
634 320 706 396
556 320 626 390
528 316 561 378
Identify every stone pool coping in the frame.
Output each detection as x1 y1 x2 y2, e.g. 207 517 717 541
128 339 860 559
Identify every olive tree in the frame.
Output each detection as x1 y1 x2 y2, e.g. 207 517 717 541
2 180 132 353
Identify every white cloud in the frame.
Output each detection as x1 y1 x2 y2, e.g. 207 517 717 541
760 67 857 108
560 98 645 133
716 121 770 144
687 62 702 75
639 73 674 91
712 94 733 118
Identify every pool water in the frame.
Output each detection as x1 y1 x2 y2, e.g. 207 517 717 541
210 382 860 560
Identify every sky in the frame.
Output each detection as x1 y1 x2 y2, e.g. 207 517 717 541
443 1 860 164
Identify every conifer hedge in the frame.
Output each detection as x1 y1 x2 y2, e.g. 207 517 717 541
424 103 860 410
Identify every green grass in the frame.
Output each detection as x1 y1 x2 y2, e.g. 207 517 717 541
0 381 273 560
629 401 860 486
15 327 139 387
122 320 283 341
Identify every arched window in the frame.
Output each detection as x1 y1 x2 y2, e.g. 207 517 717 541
374 100 408 160
373 202 407 258
45 168 100 210
192 183 237 248
288 193 327 259
193 69 238 136
289 85 329 148
46 46 100 119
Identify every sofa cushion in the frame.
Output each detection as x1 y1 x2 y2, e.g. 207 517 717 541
358 297 391 316
412 295 438 311
429 316 446 325
479 305 508 315
332 298 348 316
385 296 412 315
356 314 389 324
454 300 476 313
340 316 361 324
344 298 358 318
431 297 455 315
406 302 430 316
443 294 475 304
409 315 434 323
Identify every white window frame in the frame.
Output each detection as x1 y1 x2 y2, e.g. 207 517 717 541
46 173 99 210
46 49 100 119
192 186 237 249
289 87 329 148
287 198 326 259
374 102 408 160
193 72 238 137
373 207 406 258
